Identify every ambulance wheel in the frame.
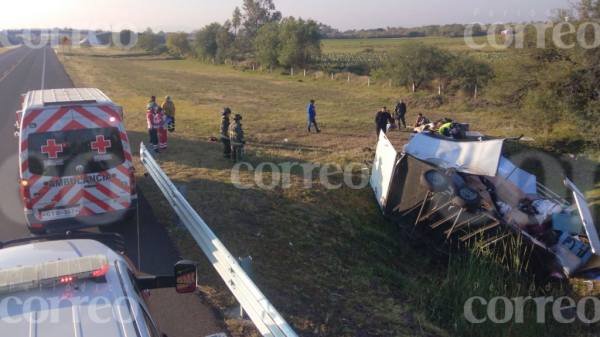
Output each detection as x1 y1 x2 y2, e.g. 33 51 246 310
452 187 482 209
420 170 449 193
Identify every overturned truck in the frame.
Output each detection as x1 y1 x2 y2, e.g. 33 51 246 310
370 132 600 278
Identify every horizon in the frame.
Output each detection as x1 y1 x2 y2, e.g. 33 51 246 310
1 0 571 33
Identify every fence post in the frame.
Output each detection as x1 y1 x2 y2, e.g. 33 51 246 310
389 79 392 87
252 64 255 71
347 74 350 83
368 78 370 86
291 68 293 76
303 69 306 77
331 73 334 80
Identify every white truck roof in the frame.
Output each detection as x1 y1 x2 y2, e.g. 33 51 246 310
24 88 114 110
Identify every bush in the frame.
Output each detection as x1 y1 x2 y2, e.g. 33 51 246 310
156 45 169 54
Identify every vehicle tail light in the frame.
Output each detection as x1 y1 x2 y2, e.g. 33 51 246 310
31 223 43 228
60 276 73 283
109 117 116 123
129 167 136 196
21 180 32 209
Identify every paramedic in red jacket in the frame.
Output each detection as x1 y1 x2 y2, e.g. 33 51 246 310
156 107 168 150
146 104 160 153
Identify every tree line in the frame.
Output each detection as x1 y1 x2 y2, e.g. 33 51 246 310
318 23 488 39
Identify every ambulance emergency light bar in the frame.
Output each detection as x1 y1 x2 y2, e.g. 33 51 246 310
0 254 109 294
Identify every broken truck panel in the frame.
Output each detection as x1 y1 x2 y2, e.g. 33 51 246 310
403 133 505 176
565 178 600 256
372 133 600 279
370 132 399 210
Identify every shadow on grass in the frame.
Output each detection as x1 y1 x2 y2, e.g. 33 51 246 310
124 130 437 336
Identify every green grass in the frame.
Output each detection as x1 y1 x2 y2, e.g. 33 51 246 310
58 46 600 337
321 36 508 53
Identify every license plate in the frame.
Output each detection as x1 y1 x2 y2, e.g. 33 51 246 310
40 208 80 220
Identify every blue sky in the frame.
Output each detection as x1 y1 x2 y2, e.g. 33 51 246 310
2 0 571 32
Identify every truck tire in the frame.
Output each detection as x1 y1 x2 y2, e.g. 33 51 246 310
452 187 482 209
420 169 449 193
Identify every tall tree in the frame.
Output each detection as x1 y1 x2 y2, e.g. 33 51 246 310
216 20 235 61
254 21 280 67
166 32 190 56
136 30 159 51
195 23 221 59
277 17 321 68
384 43 451 92
238 0 281 52
232 7 242 35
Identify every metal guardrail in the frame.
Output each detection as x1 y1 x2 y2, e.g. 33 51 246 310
139 143 297 337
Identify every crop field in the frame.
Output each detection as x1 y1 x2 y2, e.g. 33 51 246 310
311 50 507 69
321 36 508 53
59 46 598 337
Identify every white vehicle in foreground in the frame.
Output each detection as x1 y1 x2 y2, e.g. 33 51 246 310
0 232 197 336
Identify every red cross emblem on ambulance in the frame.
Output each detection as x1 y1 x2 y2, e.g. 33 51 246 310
41 139 63 159
91 135 111 154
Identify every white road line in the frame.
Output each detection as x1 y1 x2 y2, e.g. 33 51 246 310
41 46 46 90
0 48 34 84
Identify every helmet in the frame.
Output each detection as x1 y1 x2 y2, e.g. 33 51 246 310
221 107 231 116
233 114 242 121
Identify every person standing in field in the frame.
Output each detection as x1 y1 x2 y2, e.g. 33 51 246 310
375 106 392 141
156 107 168 150
161 95 176 132
146 104 160 153
147 95 156 106
307 99 321 133
220 108 232 159
229 114 246 163
395 98 407 129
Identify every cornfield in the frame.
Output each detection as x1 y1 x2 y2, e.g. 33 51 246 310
310 51 507 70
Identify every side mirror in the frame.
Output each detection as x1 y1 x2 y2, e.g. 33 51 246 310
174 260 197 293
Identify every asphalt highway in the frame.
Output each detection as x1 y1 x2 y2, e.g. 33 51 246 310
0 45 225 337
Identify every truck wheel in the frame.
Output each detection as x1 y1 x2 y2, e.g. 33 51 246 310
420 169 449 193
452 187 482 208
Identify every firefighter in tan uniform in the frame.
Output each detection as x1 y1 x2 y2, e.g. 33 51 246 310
228 114 246 163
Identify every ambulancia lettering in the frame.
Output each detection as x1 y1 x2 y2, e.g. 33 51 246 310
46 173 112 188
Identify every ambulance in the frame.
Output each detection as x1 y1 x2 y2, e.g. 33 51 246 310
15 88 137 234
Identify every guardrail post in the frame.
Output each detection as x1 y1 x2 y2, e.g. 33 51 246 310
237 256 253 318
176 185 188 230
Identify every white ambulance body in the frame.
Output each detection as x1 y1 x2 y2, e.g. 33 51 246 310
16 88 137 234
